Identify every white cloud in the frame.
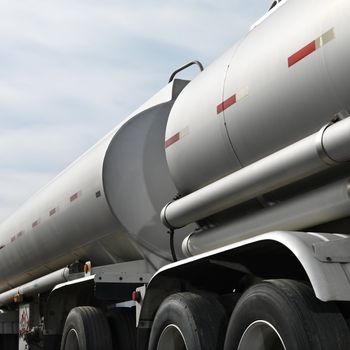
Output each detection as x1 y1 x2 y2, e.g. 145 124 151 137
0 170 55 221
0 0 271 222
0 126 96 171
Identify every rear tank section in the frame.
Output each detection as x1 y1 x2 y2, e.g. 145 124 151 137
165 0 350 194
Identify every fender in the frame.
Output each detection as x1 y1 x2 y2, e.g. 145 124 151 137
140 231 350 324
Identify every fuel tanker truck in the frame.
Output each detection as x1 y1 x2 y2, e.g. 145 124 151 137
2 0 350 348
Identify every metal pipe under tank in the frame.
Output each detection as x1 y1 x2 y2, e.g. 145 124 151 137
161 116 350 229
0 267 69 307
182 177 350 256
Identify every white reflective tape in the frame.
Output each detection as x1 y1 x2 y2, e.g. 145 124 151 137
179 126 190 139
236 87 249 102
315 28 335 49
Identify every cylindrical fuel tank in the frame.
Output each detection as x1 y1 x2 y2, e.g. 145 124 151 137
0 80 189 293
165 0 350 194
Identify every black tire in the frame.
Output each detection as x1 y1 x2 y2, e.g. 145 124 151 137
224 279 350 350
107 307 136 350
60 306 112 350
148 292 227 350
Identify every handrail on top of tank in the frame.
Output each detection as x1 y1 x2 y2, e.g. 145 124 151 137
168 60 204 83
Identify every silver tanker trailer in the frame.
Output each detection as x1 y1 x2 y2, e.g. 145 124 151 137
2 0 350 349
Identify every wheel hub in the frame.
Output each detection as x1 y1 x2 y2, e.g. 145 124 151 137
157 324 188 350
64 329 80 350
238 320 286 350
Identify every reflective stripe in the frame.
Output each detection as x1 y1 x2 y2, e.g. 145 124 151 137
165 132 180 148
217 87 249 114
316 28 335 49
288 28 335 67
217 95 236 114
70 192 79 202
165 127 189 149
288 41 316 67
236 87 249 102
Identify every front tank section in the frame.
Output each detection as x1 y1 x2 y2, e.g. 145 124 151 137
165 0 350 194
0 80 189 293
223 0 350 166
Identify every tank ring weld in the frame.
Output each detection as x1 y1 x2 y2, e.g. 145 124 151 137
216 87 249 114
315 122 338 166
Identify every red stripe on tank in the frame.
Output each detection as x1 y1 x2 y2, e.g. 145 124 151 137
32 220 39 228
217 94 236 114
165 132 180 148
288 40 316 67
49 208 57 216
70 193 79 202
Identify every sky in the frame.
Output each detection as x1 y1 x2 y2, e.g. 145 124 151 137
0 0 271 222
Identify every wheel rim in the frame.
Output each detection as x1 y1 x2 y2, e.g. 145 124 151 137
238 320 286 350
64 329 80 350
157 324 188 350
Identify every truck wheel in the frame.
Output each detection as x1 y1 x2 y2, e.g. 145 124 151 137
223 279 350 350
148 292 227 350
60 306 112 350
107 307 136 350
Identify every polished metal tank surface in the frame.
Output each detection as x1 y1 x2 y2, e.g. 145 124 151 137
2 0 350 295
0 80 188 293
165 0 350 194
